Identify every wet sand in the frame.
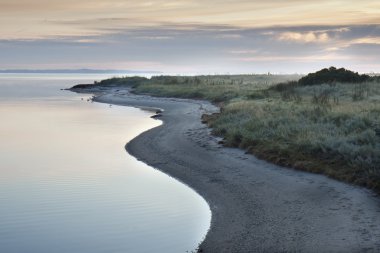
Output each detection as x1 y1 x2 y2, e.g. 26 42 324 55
74 86 380 252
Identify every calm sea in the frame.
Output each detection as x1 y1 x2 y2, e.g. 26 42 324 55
0 74 210 253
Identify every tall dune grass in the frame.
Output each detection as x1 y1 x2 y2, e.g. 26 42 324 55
208 82 380 190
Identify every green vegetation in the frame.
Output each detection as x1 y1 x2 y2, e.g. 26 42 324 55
96 76 148 87
77 68 380 193
208 82 380 191
134 75 299 102
70 76 148 89
298 67 371 86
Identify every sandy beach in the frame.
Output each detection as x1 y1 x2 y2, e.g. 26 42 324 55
75 86 380 252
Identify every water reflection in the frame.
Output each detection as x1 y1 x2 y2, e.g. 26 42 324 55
0 76 210 253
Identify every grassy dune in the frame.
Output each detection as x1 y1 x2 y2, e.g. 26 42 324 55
77 69 380 192
208 82 380 191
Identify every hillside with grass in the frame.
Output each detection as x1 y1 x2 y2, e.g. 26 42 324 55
209 81 379 191
74 68 380 193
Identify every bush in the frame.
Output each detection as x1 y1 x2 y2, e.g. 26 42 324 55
98 76 148 87
298 67 370 86
269 81 299 91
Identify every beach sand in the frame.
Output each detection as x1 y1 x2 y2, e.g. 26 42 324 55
74 86 380 252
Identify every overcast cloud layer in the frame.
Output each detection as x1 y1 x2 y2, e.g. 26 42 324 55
1 0 380 73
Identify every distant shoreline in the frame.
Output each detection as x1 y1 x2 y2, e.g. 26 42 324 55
0 69 161 74
70 85 380 252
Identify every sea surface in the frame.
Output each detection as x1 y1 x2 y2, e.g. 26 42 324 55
0 74 210 253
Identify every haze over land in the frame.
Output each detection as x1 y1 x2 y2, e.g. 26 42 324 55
1 0 380 73
0 69 160 74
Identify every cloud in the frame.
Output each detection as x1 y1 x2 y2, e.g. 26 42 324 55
1 23 380 73
234 53 352 62
1 0 380 40
228 50 258 54
215 34 242 39
277 31 330 43
351 36 380 45
136 36 173 40
324 36 380 52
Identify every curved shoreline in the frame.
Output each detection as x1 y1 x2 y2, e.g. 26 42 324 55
83 87 380 252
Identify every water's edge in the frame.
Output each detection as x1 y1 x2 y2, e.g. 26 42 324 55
83 90 213 252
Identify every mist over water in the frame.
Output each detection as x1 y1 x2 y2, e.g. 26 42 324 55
0 75 210 253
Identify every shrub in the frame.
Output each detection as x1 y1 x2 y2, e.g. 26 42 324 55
98 76 148 87
269 81 299 91
298 67 370 86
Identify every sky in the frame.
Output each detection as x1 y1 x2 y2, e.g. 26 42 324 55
1 0 380 74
